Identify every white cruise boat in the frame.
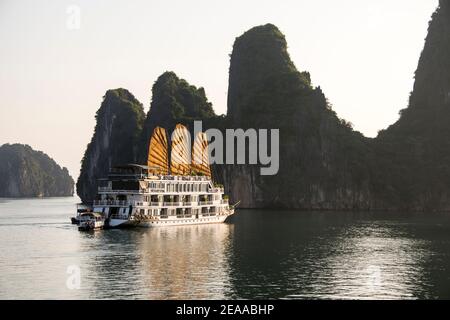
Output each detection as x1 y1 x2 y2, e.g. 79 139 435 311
84 124 236 228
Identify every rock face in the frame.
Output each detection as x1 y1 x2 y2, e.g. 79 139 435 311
77 75 216 203
137 71 216 163
227 24 297 124
219 24 373 209
76 89 145 203
77 3 450 211
0 144 74 197
373 1 450 210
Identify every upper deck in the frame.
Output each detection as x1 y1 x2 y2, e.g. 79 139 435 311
98 164 223 195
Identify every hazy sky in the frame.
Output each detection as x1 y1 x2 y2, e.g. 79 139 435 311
0 0 439 181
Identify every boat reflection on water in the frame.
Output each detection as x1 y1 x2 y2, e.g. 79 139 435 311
81 211 443 300
3 198 450 300
80 223 234 299
139 224 234 299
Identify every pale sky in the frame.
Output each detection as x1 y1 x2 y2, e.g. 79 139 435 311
0 0 439 181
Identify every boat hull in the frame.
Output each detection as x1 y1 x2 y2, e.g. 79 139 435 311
71 217 79 225
139 214 229 227
78 221 104 231
108 212 233 228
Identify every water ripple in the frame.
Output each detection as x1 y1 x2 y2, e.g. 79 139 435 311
1 199 450 299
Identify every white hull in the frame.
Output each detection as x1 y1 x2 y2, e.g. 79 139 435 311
108 211 233 228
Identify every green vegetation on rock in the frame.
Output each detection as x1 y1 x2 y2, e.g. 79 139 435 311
77 2 450 210
138 71 217 162
373 1 450 210
220 23 373 209
76 89 145 203
0 144 74 197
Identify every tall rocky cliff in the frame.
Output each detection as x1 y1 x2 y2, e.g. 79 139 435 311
77 2 450 210
137 71 216 163
0 144 74 197
76 89 145 203
218 24 373 209
373 0 450 210
77 73 218 203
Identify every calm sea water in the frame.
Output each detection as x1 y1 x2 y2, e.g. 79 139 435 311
1 197 450 299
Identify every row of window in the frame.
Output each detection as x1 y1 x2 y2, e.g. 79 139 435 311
138 207 221 216
142 195 219 202
148 182 209 193
151 218 219 224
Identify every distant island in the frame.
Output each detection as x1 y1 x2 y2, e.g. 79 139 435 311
77 1 450 211
0 144 74 198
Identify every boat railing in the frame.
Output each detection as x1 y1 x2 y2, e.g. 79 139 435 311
135 201 149 206
201 213 217 217
158 175 209 182
98 188 146 194
108 173 147 179
94 200 222 207
98 188 170 194
177 214 193 218
163 202 181 206
110 213 129 220
135 201 171 207
198 201 213 205
93 200 133 206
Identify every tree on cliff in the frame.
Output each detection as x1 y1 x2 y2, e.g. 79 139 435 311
76 89 145 203
77 2 450 210
137 71 216 163
0 143 74 197
220 23 372 209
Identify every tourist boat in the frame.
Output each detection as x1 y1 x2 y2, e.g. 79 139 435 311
71 204 91 224
80 124 236 229
77 212 105 231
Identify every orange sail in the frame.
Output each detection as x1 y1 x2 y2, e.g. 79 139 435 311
170 124 191 175
147 126 169 175
191 132 211 178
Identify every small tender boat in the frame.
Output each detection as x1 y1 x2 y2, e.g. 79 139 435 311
77 212 105 231
71 204 91 225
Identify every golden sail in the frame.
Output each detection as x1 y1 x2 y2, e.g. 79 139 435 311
147 126 169 175
191 132 211 178
170 124 191 175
